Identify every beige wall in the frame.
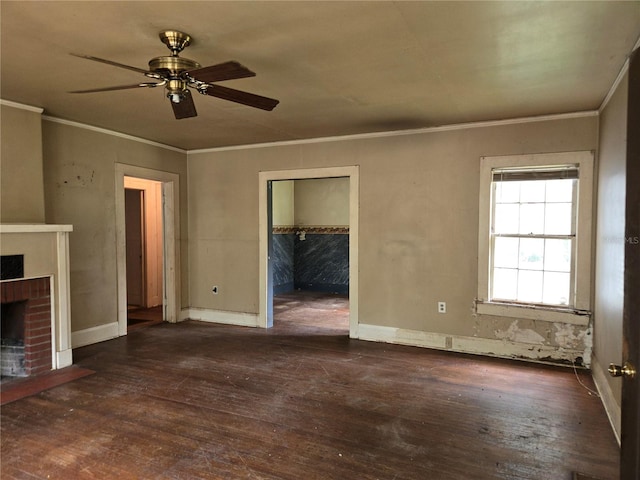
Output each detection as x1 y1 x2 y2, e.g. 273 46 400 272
42 120 188 333
1 104 45 223
294 177 349 226
272 180 294 226
188 116 597 351
594 73 628 420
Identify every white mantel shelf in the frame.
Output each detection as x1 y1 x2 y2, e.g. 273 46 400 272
1 224 73 233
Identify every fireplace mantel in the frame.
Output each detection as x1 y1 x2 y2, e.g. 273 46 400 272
0 224 73 234
1 223 73 370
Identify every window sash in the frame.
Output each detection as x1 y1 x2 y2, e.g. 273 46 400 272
489 234 577 307
489 176 578 307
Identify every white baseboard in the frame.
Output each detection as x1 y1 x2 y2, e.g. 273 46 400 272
591 355 622 445
182 308 259 327
357 323 587 366
56 349 73 369
71 322 119 348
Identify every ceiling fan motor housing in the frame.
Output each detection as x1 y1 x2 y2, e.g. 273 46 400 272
148 56 200 76
148 50 201 104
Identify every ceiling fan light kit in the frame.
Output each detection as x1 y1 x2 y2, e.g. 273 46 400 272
70 30 279 119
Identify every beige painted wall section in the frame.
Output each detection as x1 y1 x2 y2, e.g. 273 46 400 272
594 73 628 411
42 120 188 333
188 116 597 345
272 180 294 226
1 104 45 223
294 177 349 226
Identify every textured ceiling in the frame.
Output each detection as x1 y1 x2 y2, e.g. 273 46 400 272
1 1 639 150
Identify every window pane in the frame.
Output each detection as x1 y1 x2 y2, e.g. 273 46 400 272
519 238 544 270
519 203 545 234
494 204 519 234
545 179 574 203
544 239 571 272
495 182 520 203
520 181 545 202
493 268 517 300
543 271 570 305
494 237 519 268
517 270 543 303
544 202 572 235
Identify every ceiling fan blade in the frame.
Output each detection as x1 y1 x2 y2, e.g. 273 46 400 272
71 53 154 76
69 82 163 94
171 90 198 119
204 84 279 111
185 61 256 83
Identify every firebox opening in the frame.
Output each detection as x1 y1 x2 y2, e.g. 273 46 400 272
1 300 27 378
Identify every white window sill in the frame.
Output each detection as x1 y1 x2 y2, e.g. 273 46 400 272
476 301 590 326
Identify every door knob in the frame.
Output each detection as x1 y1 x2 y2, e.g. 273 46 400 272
608 362 636 378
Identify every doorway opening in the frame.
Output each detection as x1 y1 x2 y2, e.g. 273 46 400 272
115 164 181 337
124 177 164 331
259 166 359 337
270 178 350 334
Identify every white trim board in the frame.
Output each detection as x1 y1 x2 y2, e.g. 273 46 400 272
190 111 597 154
0 99 44 114
72 322 119 349
258 166 359 337
184 308 259 328
591 355 622 445
115 164 181 336
16 107 597 154
42 116 186 154
599 35 640 113
357 323 589 367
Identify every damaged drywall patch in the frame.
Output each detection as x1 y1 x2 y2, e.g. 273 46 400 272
494 320 546 345
553 322 588 349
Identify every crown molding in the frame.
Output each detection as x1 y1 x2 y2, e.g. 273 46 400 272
0 99 44 114
599 35 640 113
41 116 187 154
11 107 598 156
188 111 598 155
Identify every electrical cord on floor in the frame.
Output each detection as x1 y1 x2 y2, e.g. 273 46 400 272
572 360 601 398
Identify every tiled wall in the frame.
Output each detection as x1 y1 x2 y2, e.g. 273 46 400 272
273 227 349 295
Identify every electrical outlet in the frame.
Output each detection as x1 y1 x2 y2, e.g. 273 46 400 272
212 286 219 295
438 301 446 313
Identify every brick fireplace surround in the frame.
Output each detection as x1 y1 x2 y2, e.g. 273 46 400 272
1 278 53 377
0 224 73 375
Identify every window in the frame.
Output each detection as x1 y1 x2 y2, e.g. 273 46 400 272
477 152 593 324
492 168 576 306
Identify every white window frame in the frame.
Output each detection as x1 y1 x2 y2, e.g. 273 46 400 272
477 151 594 325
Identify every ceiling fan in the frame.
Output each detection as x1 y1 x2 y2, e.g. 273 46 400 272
70 30 279 119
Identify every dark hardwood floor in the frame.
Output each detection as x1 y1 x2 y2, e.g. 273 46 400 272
1 292 619 479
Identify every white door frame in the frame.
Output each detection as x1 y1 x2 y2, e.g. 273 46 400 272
258 166 359 337
115 164 181 335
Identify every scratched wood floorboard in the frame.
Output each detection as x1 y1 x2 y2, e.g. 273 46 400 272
0 291 619 479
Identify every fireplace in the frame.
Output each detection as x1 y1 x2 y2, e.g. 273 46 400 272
0 224 74 374
1 278 52 378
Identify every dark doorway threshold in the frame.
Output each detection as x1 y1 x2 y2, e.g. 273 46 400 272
127 305 163 332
